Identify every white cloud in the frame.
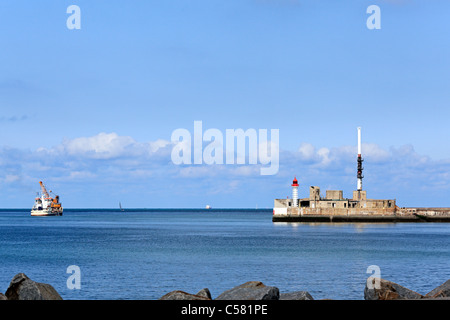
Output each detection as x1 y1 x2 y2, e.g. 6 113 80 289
279 141 450 198
66 171 97 180
58 133 141 159
148 139 171 153
1 133 450 207
35 132 174 162
3 174 20 183
316 147 331 167
298 142 316 160
296 143 332 167
293 142 405 168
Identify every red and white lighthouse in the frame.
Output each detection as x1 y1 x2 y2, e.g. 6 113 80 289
291 177 299 207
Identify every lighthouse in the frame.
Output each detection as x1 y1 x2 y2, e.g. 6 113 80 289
291 177 299 207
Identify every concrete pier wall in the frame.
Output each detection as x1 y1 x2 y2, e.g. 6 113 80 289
272 207 450 223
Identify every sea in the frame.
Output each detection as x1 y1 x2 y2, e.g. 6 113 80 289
0 208 449 300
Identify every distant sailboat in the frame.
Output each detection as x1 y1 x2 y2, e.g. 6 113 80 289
119 202 125 212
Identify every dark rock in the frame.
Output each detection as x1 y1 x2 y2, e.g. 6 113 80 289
425 279 450 298
364 278 423 300
279 291 314 300
196 288 212 300
5 273 62 300
159 290 211 300
0 293 7 300
215 281 279 300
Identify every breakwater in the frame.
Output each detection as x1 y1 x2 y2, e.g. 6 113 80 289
273 207 450 223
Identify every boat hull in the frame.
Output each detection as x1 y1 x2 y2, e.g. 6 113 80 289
31 209 63 216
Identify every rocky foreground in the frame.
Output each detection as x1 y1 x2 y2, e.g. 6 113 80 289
1 273 449 300
159 278 450 300
0 273 62 300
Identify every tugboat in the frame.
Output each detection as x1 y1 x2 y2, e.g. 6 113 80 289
31 181 63 216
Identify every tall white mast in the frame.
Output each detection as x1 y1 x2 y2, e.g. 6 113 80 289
357 127 363 191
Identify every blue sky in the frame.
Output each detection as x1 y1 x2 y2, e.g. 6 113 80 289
1 0 450 208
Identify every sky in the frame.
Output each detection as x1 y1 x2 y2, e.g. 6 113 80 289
1 0 450 208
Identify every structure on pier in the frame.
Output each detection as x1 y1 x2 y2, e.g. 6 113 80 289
272 127 450 222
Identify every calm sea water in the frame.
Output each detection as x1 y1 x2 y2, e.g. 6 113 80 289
0 209 449 300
